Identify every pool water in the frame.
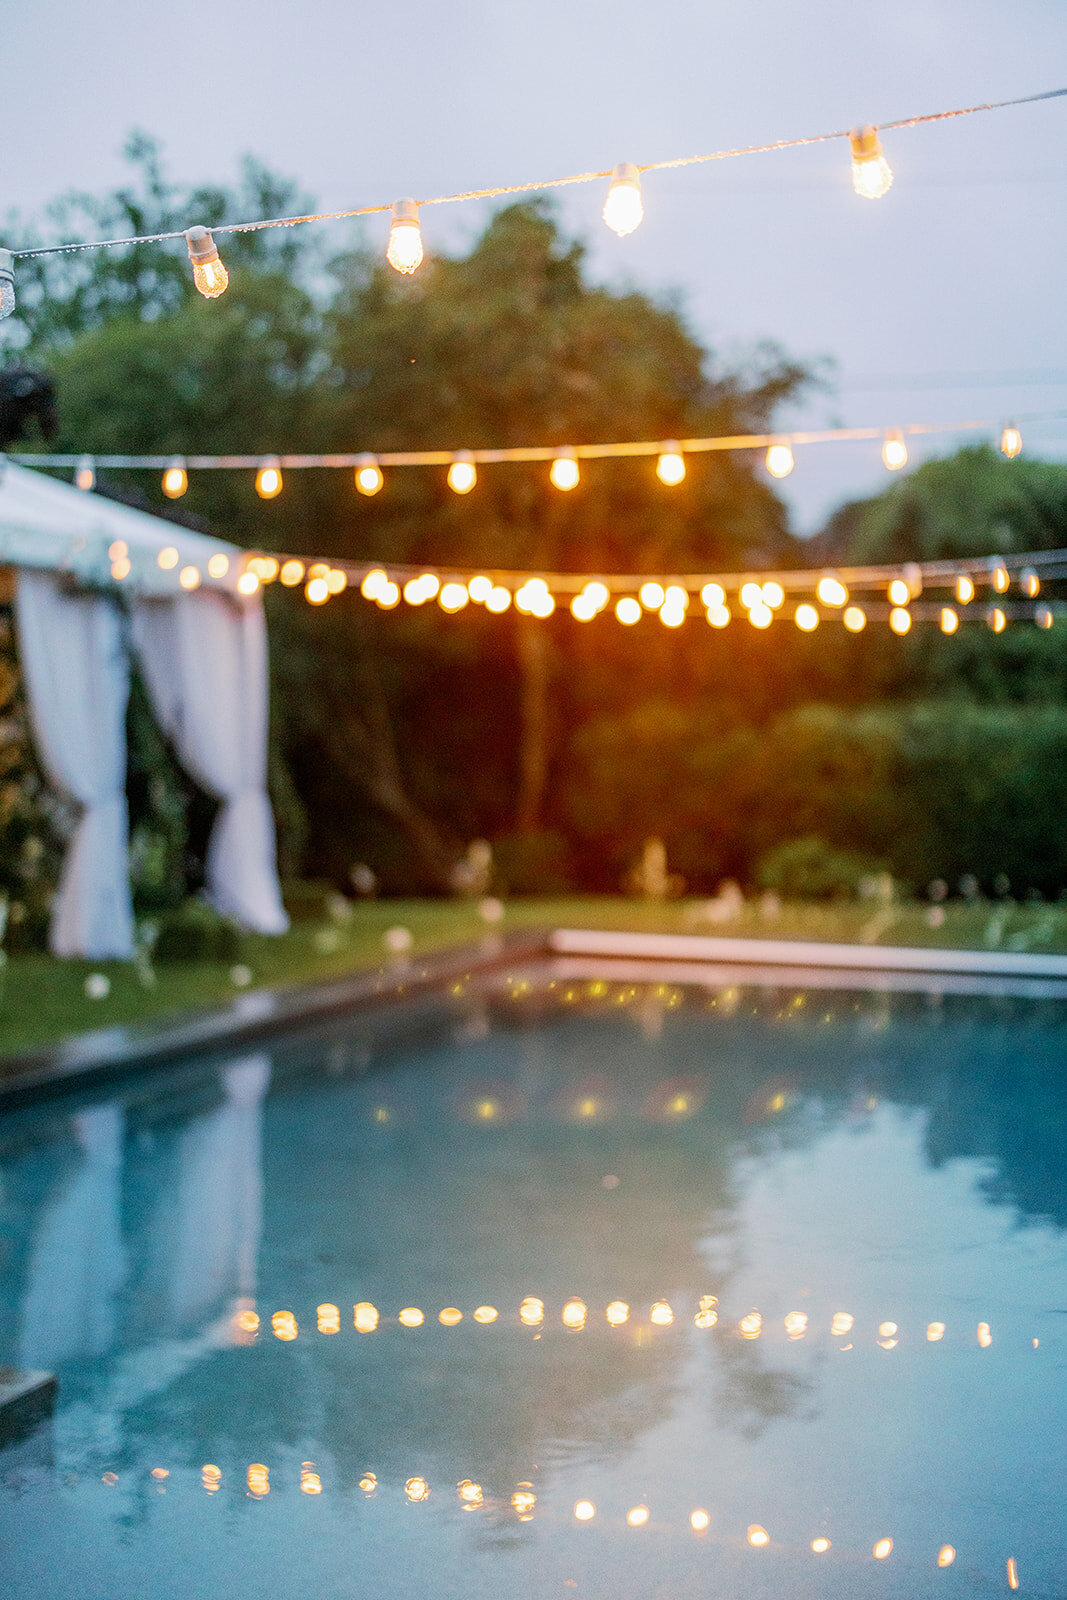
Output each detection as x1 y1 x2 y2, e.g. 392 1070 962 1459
1 962 1065 1598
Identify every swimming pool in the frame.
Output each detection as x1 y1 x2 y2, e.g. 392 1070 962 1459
1 958 1064 1598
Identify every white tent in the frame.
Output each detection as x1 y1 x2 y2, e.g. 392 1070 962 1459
0 461 288 959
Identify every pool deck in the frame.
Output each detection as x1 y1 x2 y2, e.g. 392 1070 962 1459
2 926 1067 1110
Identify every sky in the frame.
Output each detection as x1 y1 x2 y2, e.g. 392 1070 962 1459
3 0 1066 534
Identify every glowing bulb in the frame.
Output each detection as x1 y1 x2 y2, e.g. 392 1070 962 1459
1020 567 1040 597
486 585 511 613
938 1546 956 1567
361 568 388 601
706 603 730 627
795 603 819 632
439 1308 463 1325
75 456 95 492
603 162 644 235
1038 604 1055 628
0 249 15 320
404 576 432 605
843 606 866 632
740 581 763 609
272 1310 298 1341
695 1294 719 1329
516 578 549 613
701 582 725 608
571 593 597 621
940 607 959 634
185 225 229 298
158 547 179 570
664 584 688 609
606 1301 629 1325
354 1302 379 1332
873 1538 893 1560
574 1500 596 1521
448 452 477 494
405 1477 429 1502
179 565 201 591
627 1506 649 1527
1000 423 1022 458
377 581 400 608
740 1312 762 1339
562 1298 588 1329
977 1321 992 1347
761 581 785 609
256 458 283 499
280 560 304 586
439 581 469 612
519 1296 544 1326
473 1305 498 1323
512 1490 536 1517
399 1307 424 1327
831 1312 855 1336
955 574 975 604
748 1525 769 1547
812 1538 831 1554
468 575 493 603
748 602 773 628
650 1300 674 1325
784 1311 808 1339
927 1322 946 1341
306 577 329 604
850 125 893 199
355 454 384 496
317 1303 341 1334
550 451 580 491
990 562 1009 593
690 1509 710 1532
237 571 260 596
766 443 794 478
890 606 912 635
387 199 423 274
326 567 346 594
207 553 229 579
656 445 686 486
988 607 1006 632
817 575 848 607
458 1480 484 1505
883 430 908 470
888 578 910 606
616 596 641 624
639 582 665 610
111 557 130 581
162 459 188 498
659 601 686 627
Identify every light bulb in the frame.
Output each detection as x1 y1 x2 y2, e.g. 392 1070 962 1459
280 560 305 586
1000 423 1022 459
256 457 283 498
988 607 1007 633
706 603 730 627
447 452 477 494
1036 605 1054 629
889 607 912 635
355 454 384 495
468 575 493 603
940 607 959 634
0 249 15 320
360 568 388 601
583 581 609 611
485 585 511 613
571 593 597 621
850 126 893 199
955 574 975 604
795 604 819 631
887 578 910 606
75 456 96 492
185 226 229 298
761 581 785 609
882 430 908 470
990 561 1009 593
843 606 866 632
616 597 641 625
162 459 188 498
639 582 665 611
550 451 580 491
766 443 794 478
603 162 644 236
748 602 773 629
701 582 725 608
739 581 763 609
816 575 848 607
387 199 423 275
208 553 229 578
439 582 469 612
656 445 685 486
1020 567 1040 597
237 571 260 596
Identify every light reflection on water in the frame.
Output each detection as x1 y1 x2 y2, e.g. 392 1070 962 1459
0 972 1064 1599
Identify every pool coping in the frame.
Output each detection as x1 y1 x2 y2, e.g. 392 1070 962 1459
2 924 1067 1109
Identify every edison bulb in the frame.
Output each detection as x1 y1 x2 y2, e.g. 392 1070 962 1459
739 581 763 609
387 199 423 274
940 607 959 634
843 606 866 632
816 575 848 607
795 604 819 632
639 582 665 611
761 581 784 609
256 458 283 498
955 574 975 604
766 443 794 478
162 460 188 498
185 226 229 298
850 126 893 199
889 606 912 635
355 454 384 496
75 456 96 492
656 446 685 486
701 583 725 608
448 453 477 494
616 596 641 624
1020 568 1040 598
603 163 644 236
0 249 15 320
439 582 469 612
882 430 908 470
748 602 773 629
887 578 910 606
1000 423 1022 459
550 453 580 491
988 607 1006 633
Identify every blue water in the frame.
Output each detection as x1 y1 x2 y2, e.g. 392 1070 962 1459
1 963 1065 1599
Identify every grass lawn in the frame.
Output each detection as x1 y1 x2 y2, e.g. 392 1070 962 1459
2 892 1066 1063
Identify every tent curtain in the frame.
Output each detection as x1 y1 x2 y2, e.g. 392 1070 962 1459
131 590 288 935
15 570 135 959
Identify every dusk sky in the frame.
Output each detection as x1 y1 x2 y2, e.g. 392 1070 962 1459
4 0 1066 533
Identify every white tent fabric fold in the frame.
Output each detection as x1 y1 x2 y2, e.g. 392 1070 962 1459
132 593 289 935
15 570 135 958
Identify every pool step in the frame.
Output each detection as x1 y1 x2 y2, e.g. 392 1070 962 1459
0 1367 57 1447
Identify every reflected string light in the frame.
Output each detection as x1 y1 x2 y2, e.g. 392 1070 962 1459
938 1545 956 1567
457 1480 484 1506
473 1305 498 1323
359 1473 378 1493
399 1307 425 1327
784 1311 808 1339
439 1307 463 1325
520 1296 545 1326
272 1310 298 1341
740 1311 762 1339
1000 423 1022 458
405 1477 430 1502
831 1312 854 1336
247 1464 270 1498
301 1464 323 1494
354 1302 380 1332
562 1298 588 1329
850 125 893 198
202 1465 222 1493
317 1303 341 1334
512 1489 536 1519
695 1294 719 1329
606 1300 630 1326
656 445 686 486
977 1322 992 1347
387 200 424 274
603 163 644 235
1007 1557 1019 1589
882 430 908 470
878 1322 898 1338
650 1300 674 1326
927 1322 946 1342
690 1509 710 1532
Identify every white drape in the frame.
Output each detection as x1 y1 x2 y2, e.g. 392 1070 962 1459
132 591 288 934
15 570 135 959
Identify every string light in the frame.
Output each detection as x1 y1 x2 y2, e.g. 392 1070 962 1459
761 581 785 609
748 601 773 628
162 458 188 498
237 571 260 596
387 200 423 274
843 605 866 631
75 455 95 492
988 606 1007 632
766 443 794 478
1000 423 1022 458
0 249 14 320
550 450 580 491
280 559 305 586
890 606 912 635
955 574 975 603
356 454 384 496
179 566 201 590
850 126 893 198
940 606 959 633
1020 567 1040 597
306 576 329 604
602 163 644 236
816 575 848 607
639 582 665 610
795 603 819 631
376 580 401 608
468 575 493 603
990 561 1010 593
439 581 469 612
447 451 477 494
485 584 511 613
706 603 730 627
185 226 229 298
882 430 908 470
656 444 686 485
1036 604 1054 628
701 582 725 608
887 578 911 605
256 457 283 498
616 596 641 624
740 581 763 608
208 553 229 578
